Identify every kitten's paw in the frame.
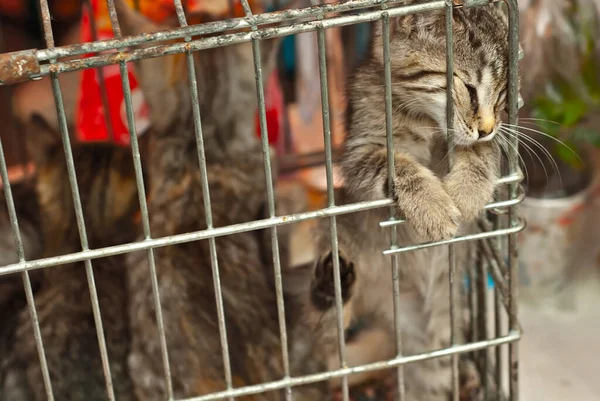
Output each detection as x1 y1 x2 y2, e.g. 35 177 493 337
444 175 495 223
444 142 499 223
459 359 482 401
398 185 461 242
311 250 356 311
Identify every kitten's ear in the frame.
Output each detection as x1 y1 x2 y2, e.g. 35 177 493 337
113 0 185 132
25 113 61 165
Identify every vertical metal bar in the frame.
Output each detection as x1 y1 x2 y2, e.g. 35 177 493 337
505 1 520 400
477 258 490 397
0 131 55 401
494 281 504 397
468 262 478 346
492 208 506 397
236 2 292 400
84 0 115 142
382 11 406 401
250 36 293 401
38 1 117 399
315 12 350 401
105 1 174 398
444 1 459 401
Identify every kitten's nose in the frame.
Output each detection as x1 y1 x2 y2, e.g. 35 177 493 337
477 116 495 138
478 128 493 138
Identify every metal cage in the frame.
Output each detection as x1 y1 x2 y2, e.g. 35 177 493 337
0 1 524 401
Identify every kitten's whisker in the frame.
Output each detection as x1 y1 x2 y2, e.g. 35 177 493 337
497 132 527 172
498 131 533 185
500 129 547 187
501 125 562 178
497 135 531 183
436 141 458 170
517 132 564 190
519 117 562 127
500 126 562 189
499 130 537 175
501 123 582 163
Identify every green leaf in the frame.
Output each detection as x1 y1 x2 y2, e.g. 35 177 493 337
562 98 588 127
572 127 600 147
555 144 583 170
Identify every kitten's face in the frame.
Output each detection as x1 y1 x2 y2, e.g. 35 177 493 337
387 6 511 147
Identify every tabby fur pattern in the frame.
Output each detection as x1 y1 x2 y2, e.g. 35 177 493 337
113 2 338 400
0 114 144 401
313 3 512 400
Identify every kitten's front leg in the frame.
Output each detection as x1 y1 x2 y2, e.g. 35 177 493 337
443 142 500 223
342 146 460 241
392 152 461 242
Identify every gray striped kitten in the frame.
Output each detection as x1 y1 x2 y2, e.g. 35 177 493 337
113 2 346 401
313 3 510 400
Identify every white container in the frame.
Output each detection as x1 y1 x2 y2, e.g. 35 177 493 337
519 173 600 308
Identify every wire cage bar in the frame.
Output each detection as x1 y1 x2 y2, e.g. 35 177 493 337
0 1 523 401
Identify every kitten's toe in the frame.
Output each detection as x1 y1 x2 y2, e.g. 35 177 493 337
403 194 461 242
444 180 494 223
311 250 356 311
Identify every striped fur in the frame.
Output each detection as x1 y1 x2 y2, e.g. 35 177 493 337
0 114 145 401
113 2 333 400
0 180 42 401
313 3 511 400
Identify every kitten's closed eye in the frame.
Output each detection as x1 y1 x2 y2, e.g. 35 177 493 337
497 89 508 112
465 84 479 113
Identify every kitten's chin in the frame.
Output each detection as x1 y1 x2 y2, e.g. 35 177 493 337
453 136 479 148
477 130 498 143
454 130 497 148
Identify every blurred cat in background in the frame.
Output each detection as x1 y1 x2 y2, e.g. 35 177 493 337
0 114 146 401
114 1 345 400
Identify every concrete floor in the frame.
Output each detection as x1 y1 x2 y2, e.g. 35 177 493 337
519 269 600 401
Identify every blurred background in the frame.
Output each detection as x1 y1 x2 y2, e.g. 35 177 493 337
0 1 599 400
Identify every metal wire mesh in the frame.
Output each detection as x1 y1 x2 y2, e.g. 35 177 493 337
0 1 524 401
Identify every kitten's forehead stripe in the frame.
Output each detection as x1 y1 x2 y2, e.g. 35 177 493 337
398 70 446 82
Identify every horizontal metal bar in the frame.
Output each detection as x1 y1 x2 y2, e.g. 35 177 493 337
0 49 40 85
379 180 525 228
383 217 526 255
0 199 392 275
487 185 525 216
177 331 520 401
459 0 501 7
496 169 523 186
379 217 407 228
25 1 448 80
34 0 418 62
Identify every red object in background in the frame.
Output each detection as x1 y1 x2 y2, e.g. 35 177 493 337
256 71 284 146
76 2 150 146
76 0 283 147
0 0 26 19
